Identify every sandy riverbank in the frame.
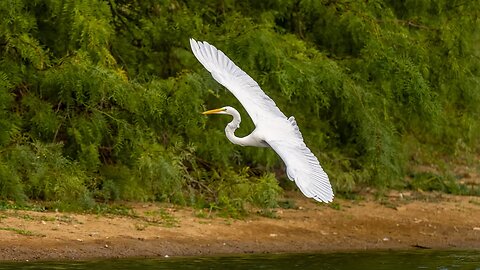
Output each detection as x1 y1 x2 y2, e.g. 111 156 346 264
1 192 479 261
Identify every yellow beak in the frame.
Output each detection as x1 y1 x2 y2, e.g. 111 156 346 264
202 108 225 115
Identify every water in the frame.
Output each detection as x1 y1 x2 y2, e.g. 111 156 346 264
0 250 479 270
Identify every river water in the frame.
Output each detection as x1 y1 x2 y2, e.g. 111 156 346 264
0 250 479 269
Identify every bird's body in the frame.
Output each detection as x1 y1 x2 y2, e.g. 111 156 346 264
191 38 334 203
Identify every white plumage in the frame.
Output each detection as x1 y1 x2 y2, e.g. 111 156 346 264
190 38 333 203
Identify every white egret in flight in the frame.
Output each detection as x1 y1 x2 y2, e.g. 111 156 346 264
190 38 334 203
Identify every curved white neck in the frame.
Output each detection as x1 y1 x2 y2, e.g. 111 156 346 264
222 107 268 147
224 108 248 146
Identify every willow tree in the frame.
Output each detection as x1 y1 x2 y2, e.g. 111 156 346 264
0 0 478 210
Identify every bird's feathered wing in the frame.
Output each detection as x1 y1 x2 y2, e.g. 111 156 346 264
190 38 334 203
267 117 333 203
190 38 285 124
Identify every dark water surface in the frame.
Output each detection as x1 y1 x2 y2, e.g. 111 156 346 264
0 250 479 269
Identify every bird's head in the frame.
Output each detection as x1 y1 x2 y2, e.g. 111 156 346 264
202 106 241 129
202 106 234 115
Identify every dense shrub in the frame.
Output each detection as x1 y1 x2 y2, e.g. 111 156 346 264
0 0 478 210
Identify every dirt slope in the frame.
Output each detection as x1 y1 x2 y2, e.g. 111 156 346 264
1 192 479 261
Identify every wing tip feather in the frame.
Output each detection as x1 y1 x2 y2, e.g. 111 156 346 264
291 167 334 203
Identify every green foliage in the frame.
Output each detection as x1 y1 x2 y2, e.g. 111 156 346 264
0 0 478 213
2 142 91 204
408 172 478 195
187 168 281 217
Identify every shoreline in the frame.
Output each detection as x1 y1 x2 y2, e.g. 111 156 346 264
1 192 479 262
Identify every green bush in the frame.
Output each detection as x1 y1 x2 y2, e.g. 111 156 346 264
0 0 478 212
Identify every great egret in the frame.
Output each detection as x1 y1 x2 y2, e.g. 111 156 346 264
190 38 334 203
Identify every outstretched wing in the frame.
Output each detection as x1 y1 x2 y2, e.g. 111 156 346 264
191 38 333 202
189 38 286 124
266 117 334 203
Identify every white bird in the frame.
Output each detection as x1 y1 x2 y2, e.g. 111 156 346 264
190 38 334 203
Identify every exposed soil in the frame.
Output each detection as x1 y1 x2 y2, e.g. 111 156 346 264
1 191 479 262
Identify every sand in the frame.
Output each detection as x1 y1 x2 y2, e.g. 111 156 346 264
1 192 479 261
